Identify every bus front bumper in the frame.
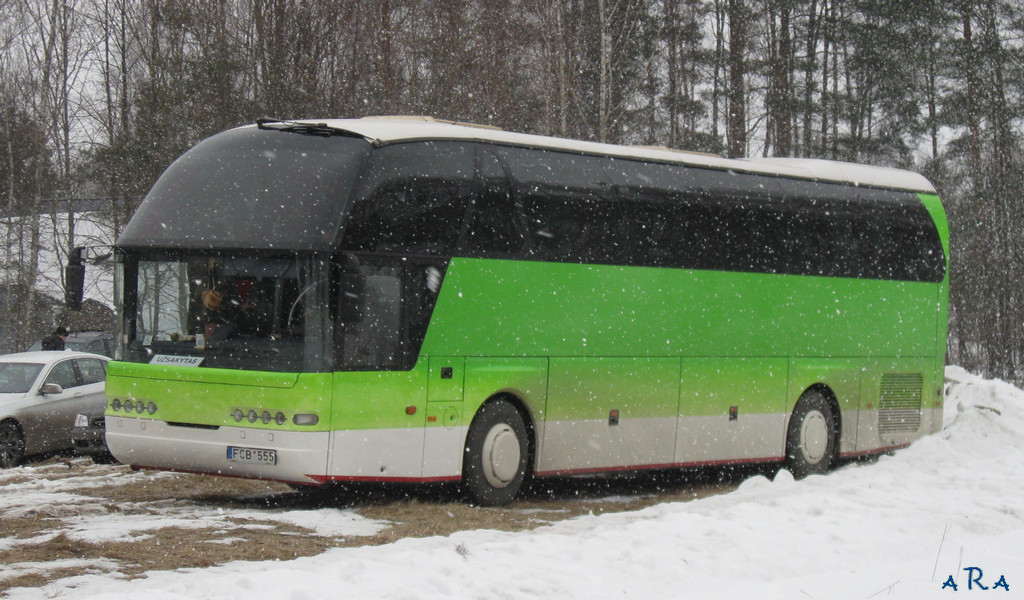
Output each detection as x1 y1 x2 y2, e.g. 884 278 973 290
105 416 330 485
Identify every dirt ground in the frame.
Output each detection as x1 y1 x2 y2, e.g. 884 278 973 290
0 456 753 595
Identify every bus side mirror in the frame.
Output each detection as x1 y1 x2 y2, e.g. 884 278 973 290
338 273 365 323
65 247 86 310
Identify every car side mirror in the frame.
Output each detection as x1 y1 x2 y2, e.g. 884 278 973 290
40 383 63 395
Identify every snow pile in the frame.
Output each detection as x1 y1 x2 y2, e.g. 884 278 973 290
5 366 1024 599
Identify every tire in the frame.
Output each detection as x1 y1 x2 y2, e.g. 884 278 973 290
0 421 25 469
462 400 530 506
785 390 836 479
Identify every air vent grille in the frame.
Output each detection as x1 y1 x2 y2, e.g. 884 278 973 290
878 373 923 434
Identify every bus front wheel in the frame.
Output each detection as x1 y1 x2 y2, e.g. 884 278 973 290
785 390 836 479
462 400 529 506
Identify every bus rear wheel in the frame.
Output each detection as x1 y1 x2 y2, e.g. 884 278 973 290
785 390 836 479
462 400 529 506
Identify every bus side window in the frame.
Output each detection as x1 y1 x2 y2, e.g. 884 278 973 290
340 143 474 256
462 151 525 256
334 259 440 371
521 194 595 262
340 268 402 369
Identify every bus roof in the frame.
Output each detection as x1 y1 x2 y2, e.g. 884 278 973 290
261 116 937 194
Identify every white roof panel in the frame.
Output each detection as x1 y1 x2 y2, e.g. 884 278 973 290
260 117 937 194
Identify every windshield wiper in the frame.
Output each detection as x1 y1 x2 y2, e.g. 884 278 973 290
255 117 350 137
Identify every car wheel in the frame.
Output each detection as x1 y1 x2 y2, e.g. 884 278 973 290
0 421 25 469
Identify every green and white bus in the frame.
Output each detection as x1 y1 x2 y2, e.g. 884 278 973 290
94 116 949 505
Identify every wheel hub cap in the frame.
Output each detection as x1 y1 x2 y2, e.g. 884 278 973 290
800 410 828 464
482 423 521 488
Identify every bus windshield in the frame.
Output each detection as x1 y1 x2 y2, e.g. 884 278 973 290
123 254 330 373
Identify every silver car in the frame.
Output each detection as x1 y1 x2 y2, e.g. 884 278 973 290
0 351 109 468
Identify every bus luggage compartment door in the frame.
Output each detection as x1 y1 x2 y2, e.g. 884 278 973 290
422 357 466 479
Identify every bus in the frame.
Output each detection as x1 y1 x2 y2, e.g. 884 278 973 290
81 116 949 506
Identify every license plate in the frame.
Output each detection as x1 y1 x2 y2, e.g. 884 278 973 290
226 446 277 465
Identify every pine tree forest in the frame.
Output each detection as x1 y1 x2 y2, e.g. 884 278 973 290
0 0 1022 379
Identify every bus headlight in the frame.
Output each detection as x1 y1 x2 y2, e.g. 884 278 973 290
74 413 89 428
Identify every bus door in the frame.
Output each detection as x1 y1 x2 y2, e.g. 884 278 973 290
422 356 466 478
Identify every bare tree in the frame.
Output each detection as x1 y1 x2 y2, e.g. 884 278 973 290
726 0 750 157
765 0 794 156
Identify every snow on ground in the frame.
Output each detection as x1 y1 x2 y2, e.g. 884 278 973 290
0 467 388 547
4 366 1023 599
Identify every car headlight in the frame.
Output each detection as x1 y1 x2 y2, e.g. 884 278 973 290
74 413 89 428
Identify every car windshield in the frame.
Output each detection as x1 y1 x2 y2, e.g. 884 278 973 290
0 363 43 394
